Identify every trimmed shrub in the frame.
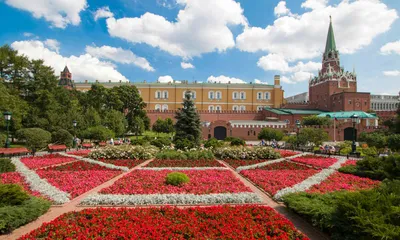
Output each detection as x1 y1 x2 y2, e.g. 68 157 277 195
257 128 284 141
0 184 30 207
224 137 236 142
230 138 246 146
204 138 223 149
174 138 197 150
150 138 172 148
0 197 51 234
81 126 115 141
0 158 15 173
15 128 51 151
51 129 73 147
156 150 187 160
131 138 148 146
165 172 190 186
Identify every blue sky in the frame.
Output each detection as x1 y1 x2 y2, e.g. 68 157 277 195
0 0 399 97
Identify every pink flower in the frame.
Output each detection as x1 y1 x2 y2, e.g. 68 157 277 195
21 154 76 169
291 155 338 168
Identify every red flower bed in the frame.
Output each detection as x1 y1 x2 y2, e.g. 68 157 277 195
241 169 320 195
21 154 76 169
307 172 380 194
275 150 301 158
291 155 338 168
100 170 251 195
257 161 313 171
223 160 267 169
96 159 147 169
67 150 91 157
37 170 121 198
145 159 224 168
341 160 357 167
20 206 308 240
0 172 44 198
44 161 120 171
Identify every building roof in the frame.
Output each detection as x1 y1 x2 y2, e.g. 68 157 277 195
317 111 377 119
229 120 287 127
325 16 337 55
62 66 70 73
265 108 325 115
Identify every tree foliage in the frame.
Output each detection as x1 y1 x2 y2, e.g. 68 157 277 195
152 118 174 134
257 128 284 141
15 128 51 151
302 115 332 126
297 128 328 146
51 129 73 147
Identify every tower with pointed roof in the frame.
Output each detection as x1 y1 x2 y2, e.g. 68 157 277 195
58 66 74 89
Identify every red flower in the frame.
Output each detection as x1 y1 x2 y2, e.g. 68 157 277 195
145 159 224 168
291 155 338 168
21 154 75 169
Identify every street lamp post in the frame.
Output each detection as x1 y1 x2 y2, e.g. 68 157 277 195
350 114 359 154
295 121 301 150
72 120 77 149
3 112 12 148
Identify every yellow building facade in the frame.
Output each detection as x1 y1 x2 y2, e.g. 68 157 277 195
74 76 284 111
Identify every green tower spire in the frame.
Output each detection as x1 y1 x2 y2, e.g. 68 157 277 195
324 16 337 55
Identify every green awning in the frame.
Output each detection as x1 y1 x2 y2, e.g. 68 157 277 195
317 111 377 119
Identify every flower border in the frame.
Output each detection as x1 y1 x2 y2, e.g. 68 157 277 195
11 157 71 204
236 153 307 172
59 153 130 172
139 167 228 171
80 192 262 205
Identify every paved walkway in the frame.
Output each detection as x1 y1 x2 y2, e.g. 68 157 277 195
2 157 328 240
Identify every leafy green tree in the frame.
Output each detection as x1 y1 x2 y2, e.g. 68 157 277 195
174 91 202 149
51 129 73 147
16 128 51 151
258 128 284 141
359 132 387 149
130 117 145 138
0 82 28 133
302 115 332 126
152 118 174 134
82 126 114 141
102 110 126 137
388 134 400 152
297 128 328 146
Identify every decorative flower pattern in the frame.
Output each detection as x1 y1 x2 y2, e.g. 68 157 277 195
291 155 338 168
145 159 224 168
20 154 76 169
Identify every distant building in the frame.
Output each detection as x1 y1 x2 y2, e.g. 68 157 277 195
370 94 399 111
285 92 308 104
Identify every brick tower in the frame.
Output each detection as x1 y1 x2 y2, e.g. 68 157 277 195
58 66 74 89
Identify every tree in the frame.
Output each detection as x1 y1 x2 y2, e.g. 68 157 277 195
16 128 51 151
258 128 284 141
130 117 145 138
387 134 400 152
82 126 114 141
102 110 126 137
51 129 73 147
174 91 202 148
297 128 328 146
152 118 174 134
302 115 332 126
359 132 387 149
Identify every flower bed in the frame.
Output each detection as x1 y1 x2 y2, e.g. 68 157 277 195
0 172 44 198
307 172 380 194
20 154 76 169
223 160 267 169
256 161 313 171
44 161 121 171
291 155 338 168
145 159 224 168
96 159 147 169
341 159 357 167
66 150 91 157
241 168 320 196
275 150 301 158
20 206 308 240
214 146 280 160
100 170 251 195
89 145 158 160
36 170 121 198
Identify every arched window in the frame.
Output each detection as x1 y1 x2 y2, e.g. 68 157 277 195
155 104 161 110
208 105 214 111
163 90 168 99
216 105 221 111
216 91 222 100
257 106 263 111
240 92 246 100
240 105 246 111
233 105 238 111
208 91 214 99
155 91 161 99
257 92 262 100
264 92 270 100
232 91 238 100
162 104 168 111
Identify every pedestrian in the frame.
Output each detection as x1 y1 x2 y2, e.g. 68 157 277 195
110 138 114 145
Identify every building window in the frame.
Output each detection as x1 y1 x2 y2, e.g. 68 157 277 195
264 92 270 100
208 105 214 111
240 92 246 100
257 92 262 100
155 104 161 110
163 90 168 99
240 105 246 111
348 100 352 105
162 104 168 111
233 105 238 111
284 119 290 124
216 105 221 111
232 92 238 100
183 90 196 99
208 91 214 99
216 91 222 100
155 91 161 99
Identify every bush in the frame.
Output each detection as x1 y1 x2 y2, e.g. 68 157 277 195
51 129 73 147
224 137 236 142
174 138 197 150
230 138 246 146
156 150 187 160
81 126 115 141
213 146 280 160
204 138 223 149
388 134 400 152
359 132 387 149
150 138 172 148
15 128 51 151
185 149 214 160
0 184 30 207
156 149 214 160
131 138 148 146
257 128 284 141
0 197 51 234
89 145 159 160
165 172 190 186
0 158 15 173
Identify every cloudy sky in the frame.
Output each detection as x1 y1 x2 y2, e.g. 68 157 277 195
0 0 399 96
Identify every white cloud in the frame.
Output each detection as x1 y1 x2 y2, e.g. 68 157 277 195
5 0 87 28
85 45 155 72
158 75 181 83
106 0 247 59
44 39 60 53
383 70 400 77
280 76 295 84
207 75 246 84
274 1 291 17
11 40 128 82
254 79 268 85
23 32 34 37
94 6 114 21
301 0 327 10
257 54 290 72
281 72 314 84
237 0 398 61
181 62 195 69
156 0 178 9
380 40 400 55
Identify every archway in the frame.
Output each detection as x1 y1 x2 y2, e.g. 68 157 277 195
214 126 227 140
344 127 357 141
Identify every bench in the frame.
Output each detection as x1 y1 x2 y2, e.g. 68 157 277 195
82 143 93 149
98 142 107 147
48 144 67 153
0 147 30 157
